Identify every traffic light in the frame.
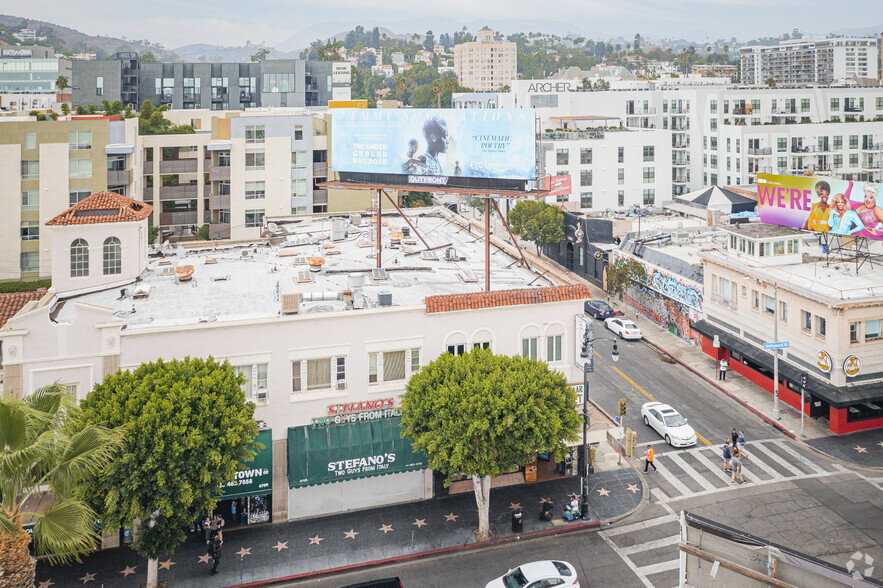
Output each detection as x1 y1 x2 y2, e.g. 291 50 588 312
800 373 809 388
587 446 597 465
618 398 627 417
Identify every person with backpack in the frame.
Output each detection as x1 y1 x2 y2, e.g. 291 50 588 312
722 441 732 472
738 430 746 449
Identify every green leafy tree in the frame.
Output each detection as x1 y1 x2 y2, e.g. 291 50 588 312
138 99 194 135
140 50 158 63
606 256 646 295
765 77 776 87
401 349 579 540
250 48 270 62
507 200 565 256
77 357 260 588
196 223 210 240
60 103 70 115
148 225 160 244
0 385 122 586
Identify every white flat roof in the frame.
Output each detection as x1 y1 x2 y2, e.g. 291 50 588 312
55 208 559 328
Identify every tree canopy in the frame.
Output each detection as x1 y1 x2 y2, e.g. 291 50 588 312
507 200 565 256
76 357 259 587
400 348 580 539
138 99 195 135
606 256 646 294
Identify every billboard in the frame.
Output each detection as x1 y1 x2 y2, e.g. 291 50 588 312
331 109 536 191
757 173 883 240
544 174 572 197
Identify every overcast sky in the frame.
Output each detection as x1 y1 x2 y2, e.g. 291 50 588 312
11 0 878 49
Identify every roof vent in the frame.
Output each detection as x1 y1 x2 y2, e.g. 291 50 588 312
348 272 366 290
377 290 392 307
281 292 301 315
372 268 389 281
421 250 439 261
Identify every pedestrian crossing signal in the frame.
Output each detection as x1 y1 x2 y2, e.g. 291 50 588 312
618 398 627 417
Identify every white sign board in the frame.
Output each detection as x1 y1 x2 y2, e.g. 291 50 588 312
332 63 352 85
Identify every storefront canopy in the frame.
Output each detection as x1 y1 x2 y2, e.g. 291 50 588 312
288 417 426 489
217 429 273 500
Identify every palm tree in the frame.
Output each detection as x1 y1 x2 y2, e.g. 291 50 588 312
0 385 122 585
55 75 69 93
431 78 443 108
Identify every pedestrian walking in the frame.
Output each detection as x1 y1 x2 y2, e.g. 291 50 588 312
722 441 732 472
644 445 657 472
738 430 746 449
209 530 223 575
731 428 739 447
730 447 747 484
718 358 729 381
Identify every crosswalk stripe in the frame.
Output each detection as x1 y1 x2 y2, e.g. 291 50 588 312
636 559 681 576
741 448 783 480
668 453 717 492
770 441 826 474
751 441 804 477
599 532 656 588
652 458 693 497
605 514 678 538
692 448 733 484
619 534 681 556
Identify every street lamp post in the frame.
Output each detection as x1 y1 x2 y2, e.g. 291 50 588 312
772 281 780 420
579 321 619 520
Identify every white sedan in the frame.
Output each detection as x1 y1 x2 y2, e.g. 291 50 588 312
641 402 697 447
604 317 642 340
485 560 580 588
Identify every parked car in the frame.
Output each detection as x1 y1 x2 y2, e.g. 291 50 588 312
340 579 402 588
641 401 697 447
603 317 642 340
584 299 616 319
485 560 580 588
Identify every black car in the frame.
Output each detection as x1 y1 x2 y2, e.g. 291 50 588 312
584 299 616 319
340 579 403 588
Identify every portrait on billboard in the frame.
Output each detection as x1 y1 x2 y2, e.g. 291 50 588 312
758 174 883 240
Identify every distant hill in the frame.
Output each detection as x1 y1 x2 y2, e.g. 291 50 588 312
829 25 883 37
172 43 299 63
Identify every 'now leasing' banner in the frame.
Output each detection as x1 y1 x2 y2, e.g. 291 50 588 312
757 173 883 240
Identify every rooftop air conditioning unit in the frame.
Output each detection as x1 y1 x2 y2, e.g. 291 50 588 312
672 231 690 245
336 379 347 390
256 387 268 400
445 247 459 261
281 292 301 315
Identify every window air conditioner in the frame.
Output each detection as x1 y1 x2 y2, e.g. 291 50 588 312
256 387 268 400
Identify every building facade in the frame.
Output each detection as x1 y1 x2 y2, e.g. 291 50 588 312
740 38 879 85
453 27 517 91
0 46 71 110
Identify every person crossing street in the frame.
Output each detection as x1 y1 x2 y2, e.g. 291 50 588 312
644 444 657 472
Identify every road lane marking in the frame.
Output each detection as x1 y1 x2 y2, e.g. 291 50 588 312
692 448 734 484
636 560 680 576
620 534 681 556
741 449 783 481
599 533 656 588
652 458 693 497
605 514 678 538
770 441 826 474
655 469 843 504
751 441 804 477
668 452 716 492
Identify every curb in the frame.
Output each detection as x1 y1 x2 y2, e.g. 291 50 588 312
642 338 797 440
225 519 602 588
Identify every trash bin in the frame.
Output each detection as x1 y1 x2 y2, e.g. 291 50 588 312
540 501 553 521
512 508 523 533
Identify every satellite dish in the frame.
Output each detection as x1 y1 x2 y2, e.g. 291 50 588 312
268 222 278 232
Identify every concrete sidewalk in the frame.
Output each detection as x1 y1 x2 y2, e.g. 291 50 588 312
36 467 642 588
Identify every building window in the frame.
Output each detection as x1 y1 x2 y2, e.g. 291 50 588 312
816 316 826 338
237 363 268 401
101 237 121 275
69 130 92 150
410 348 420 373
830 98 839 111
849 135 858 150
865 319 882 341
763 295 774 314
473 341 491 350
546 334 562 362
779 301 787 322
24 132 35 150
300 358 332 391
580 192 592 208
20 221 39 241
643 146 655 162
21 190 38 210
70 239 89 277
245 181 266 199
580 148 592 164
291 179 306 198
21 160 39 180
69 189 90 206
245 125 265 144
801 98 810 113
96 76 103 96
618 168 624 184
642 189 655 205
618 190 624 206
522 337 538 360
618 147 624 163
850 322 860 343
752 290 760 310
556 149 569 165
69 158 92 178
580 170 592 186
291 151 307 169
20 251 38 272
245 209 264 228
245 149 265 170
294 125 304 140
642 167 655 183
446 343 466 356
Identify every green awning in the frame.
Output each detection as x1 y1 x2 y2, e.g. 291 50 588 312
217 429 273 500
287 417 426 489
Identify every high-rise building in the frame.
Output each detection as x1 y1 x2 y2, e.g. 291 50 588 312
453 27 517 91
740 38 879 85
0 46 72 111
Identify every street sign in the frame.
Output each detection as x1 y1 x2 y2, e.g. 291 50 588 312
763 341 790 350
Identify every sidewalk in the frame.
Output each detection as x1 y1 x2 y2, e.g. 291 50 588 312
35 468 642 588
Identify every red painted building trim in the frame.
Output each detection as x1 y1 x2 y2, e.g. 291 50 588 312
830 408 883 435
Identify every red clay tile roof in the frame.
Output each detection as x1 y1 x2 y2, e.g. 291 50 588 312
425 284 591 313
0 291 46 328
45 191 153 226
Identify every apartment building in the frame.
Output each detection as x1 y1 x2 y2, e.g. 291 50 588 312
453 27 517 91
455 82 883 195
72 54 348 110
541 127 672 212
740 38 879 85
0 115 139 281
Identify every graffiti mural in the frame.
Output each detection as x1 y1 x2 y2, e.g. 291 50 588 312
648 269 702 311
623 283 704 347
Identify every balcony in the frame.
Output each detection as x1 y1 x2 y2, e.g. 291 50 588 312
204 185 210 197
790 145 815 153
313 189 328 205
313 162 328 177
672 177 690 185
209 224 230 239
159 184 199 199
143 161 153 175
672 157 689 166
209 165 230 181
159 211 198 226
862 143 883 152
747 148 772 156
845 106 862 113
142 187 153 201
210 194 231 209
160 159 199 174
107 169 132 186
672 143 689 151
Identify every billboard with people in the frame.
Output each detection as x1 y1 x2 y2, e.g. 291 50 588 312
757 173 883 240
331 108 537 190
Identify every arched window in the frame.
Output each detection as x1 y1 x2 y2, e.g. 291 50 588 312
70 239 89 277
103 237 121 275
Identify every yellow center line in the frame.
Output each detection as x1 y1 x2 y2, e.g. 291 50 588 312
610 366 712 447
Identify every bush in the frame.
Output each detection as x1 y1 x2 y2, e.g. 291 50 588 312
196 224 210 240
148 226 160 244
0 280 51 293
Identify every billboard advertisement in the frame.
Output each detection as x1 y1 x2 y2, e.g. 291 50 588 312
757 173 883 240
331 109 536 190
544 174 572 197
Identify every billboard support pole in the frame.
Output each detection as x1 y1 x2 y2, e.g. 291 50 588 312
492 198 530 270
376 189 382 269
382 190 430 249
485 198 491 292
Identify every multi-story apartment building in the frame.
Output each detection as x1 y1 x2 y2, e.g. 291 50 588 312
453 27 517 91
72 54 349 110
0 115 139 281
541 127 672 211
740 38 879 85
695 223 883 435
455 82 883 198
0 46 71 111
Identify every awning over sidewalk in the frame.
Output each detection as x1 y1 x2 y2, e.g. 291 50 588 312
287 417 427 489
691 320 882 408
217 429 273 500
